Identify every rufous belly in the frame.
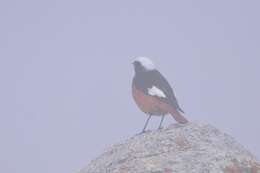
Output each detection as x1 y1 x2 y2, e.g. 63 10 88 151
132 85 168 115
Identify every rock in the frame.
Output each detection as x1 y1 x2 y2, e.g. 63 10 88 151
79 122 260 173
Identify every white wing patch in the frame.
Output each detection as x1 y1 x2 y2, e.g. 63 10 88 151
148 86 166 98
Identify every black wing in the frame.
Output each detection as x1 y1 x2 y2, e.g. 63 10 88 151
149 70 184 113
133 70 184 113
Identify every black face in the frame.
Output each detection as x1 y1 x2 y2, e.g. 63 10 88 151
133 61 146 74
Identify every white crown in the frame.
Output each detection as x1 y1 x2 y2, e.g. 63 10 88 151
135 57 155 71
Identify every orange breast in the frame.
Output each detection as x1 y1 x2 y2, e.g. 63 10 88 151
132 85 168 115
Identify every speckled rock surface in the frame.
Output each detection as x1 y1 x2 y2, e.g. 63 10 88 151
79 123 260 173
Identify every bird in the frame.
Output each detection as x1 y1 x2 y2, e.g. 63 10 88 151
132 57 188 133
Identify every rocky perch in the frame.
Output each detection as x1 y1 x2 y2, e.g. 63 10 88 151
79 123 260 173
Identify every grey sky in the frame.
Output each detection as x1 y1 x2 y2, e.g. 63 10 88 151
0 0 259 173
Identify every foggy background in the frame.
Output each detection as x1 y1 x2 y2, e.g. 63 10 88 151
0 0 259 173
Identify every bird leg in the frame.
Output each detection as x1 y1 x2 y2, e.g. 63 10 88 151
158 115 165 130
141 115 152 133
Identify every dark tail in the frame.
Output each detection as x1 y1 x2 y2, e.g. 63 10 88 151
168 106 188 124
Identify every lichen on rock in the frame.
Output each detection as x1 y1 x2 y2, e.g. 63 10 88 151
79 122 259 173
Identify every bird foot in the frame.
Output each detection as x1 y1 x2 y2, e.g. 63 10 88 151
157 126 163 130
137 130 146 135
